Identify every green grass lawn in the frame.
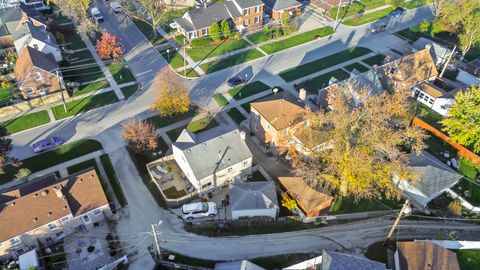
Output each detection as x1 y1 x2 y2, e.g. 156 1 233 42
183 68 200 78
163 186 187 199
0 139 103 184
0 87 13 104
343 62 370 73
61 65 104 85
415 102 444 131
186 117 218 133
241 102 251 113
361 54 386 66
146 108 198 129
3 111 50 134
458 158 479 180
402 0 432 9
457 250 480 270
213 93 228 106
60 25 87 50
296 69 350 93
200 49 264 74
227 81 270 100
329 1 365 19
245 30 273 44
67 158 98 174
454 178 480 205
101 154 128 207
108 62 135 84
157 48 185 69
52 91 119 120
342 7 394 26
132 18 167 46
330 195 403 214
279 47 371 82
186 38 250 62
121 85 138 99
72 80 110 97
227 108 246 125
260 26 335 54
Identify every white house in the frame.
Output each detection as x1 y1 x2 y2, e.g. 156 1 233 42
412 38 453 67
412 81 458 116
229 181 279 220
12 22 62 62
456 59 480 87
172 125 253 194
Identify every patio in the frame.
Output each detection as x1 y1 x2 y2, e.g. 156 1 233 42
147 158 192 200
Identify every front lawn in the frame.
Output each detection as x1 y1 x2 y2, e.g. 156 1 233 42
260 26 335 54
330 195 403 214
157 48 185 69
108 62 135 85
52 91 119 120
146 108 198 129
72 80 110 97
328 1 365 19
101 154 128 207
343 62 370 73
227 108 246 125
402 0 433 9
3 111 50 134
213 93 228 106
200 49 264 74
279 47 371 82
132 18 167 46
186 38 251 62
58 25 87 50
227 81 270 100
296 69 350 93
245 30 273 44
121 85 138 99
457 250 480 270
342 7 394 26
61 64 104 85
361 54 386 66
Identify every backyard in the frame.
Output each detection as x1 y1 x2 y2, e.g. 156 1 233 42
260 27 335 54
52 91 119 120
330 195 403 214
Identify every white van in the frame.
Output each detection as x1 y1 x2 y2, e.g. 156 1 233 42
181 202 217 221
90 7 104 23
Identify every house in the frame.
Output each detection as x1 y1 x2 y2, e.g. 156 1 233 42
376 48 438 90
456 59 480 87
262 0 302 21
170 0 264 40
229 181 279 220
278 177 333 218
172 125 253 193
14 46 62 98
0 0 49 11
412 81 459 116
393 151 462 209
0 169 112 259
250 96 308 147
0 4 46 47
215 260 265 270
412 38 453 67
395 241 460 270
13 22 62 62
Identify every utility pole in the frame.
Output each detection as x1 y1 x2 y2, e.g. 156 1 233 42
56 69 67 112
151 224 161 262
334 0 344 31
384 199 410 245
183 37 187 76
439 45 456 78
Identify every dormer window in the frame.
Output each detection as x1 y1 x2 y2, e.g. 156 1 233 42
34 72 42 81
389 68 396 74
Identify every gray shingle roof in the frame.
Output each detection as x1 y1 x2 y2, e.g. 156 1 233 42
234 0 264 9
413 37 451 65
173 125 252 181
12 22 56 46
19 2 47 25
215 260 265 270
184 2 231 30
27 46 58 72
322 250 386 270
225 1 242 18
229 181 278 211
263 0 302 11
0 6 22 33
175 17 195 32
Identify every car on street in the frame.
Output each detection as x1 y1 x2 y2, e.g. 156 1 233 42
181 202 217 220
32 137 64 153
388 8 405 19
110 2 123 13
90 7 104 23
369 21 387 33
227 76 246 87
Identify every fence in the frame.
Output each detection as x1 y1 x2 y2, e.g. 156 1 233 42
0 91 69 119
412 117 480 165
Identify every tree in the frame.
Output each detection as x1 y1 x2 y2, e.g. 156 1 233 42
96 32 125 60
220 19 231 39
448 199 462 216
151 68 190 117
119 0 170 38
15 168 31 182
0 125 13 175
121 119 158 153
441 86 480 153
210 22 222 42
291 87 427 200
438 0 480 58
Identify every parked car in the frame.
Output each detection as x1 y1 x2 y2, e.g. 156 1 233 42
227 76 246 87
181 202 217 220
32 137 64 153
388 8 405 19
110 2 123 13
369 21 387 33
90 7 104 23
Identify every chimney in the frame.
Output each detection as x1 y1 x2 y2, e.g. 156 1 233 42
299 88 307 102
53 186 64 198
240 131 246 141
425 43 432 51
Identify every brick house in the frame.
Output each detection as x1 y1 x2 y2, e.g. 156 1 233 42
263 0 302 21
171 0 264 40
14 46 62 99
0 169 112 260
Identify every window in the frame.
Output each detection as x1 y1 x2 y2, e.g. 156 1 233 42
389 68 395 74
201 182 212 189
26 87 34 95
244 8 250 15
39 88 46 96
243 19 250 26
9 238 21 246
202 28 208 36
93 209 102 216
228 167 233 173
60 216 70 223
48 222 58 231
254 16 260 24
82 214 91 224
243 160 249 167
34 72 42 81
254 6 260 13
33 43 39 50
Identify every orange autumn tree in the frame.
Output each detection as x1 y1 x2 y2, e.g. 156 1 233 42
121 119 158 153
96 32 124 60
151 68 190 117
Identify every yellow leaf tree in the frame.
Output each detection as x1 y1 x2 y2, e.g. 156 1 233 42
151 68 190 117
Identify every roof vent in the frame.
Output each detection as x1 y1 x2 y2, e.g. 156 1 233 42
33 217 38 222
79 178 83 182
91 174 94 178
64 205 68 210
33 193 38 198
41 190 48 196
11 202 15 206
47 211 52 216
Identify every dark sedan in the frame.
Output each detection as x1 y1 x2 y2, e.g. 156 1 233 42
227 76 246 87
32 137 64 153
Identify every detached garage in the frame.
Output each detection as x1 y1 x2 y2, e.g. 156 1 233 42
229 181 279 220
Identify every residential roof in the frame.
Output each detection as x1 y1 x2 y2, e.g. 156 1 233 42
278 177 333 214
251 97 308 130
0 169 109 243
181 2 231 30
322 250 386 270
263 0 302 11
229 181 279 211
234 0 264 9
215 260 265 270
19 2 48 25
460 59 480 77
377 48 438 89
418 81 445 98
12 21 57 47
172 125 253 181
293 126 330 150
412 37 451 64
0 6 22 34
14 46 58 86
396 242 460 270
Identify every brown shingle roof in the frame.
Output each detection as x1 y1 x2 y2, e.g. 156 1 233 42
0 169 109 243
251 98 308 130
293 127 331 150
397 242 460 270
278 177 333 213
